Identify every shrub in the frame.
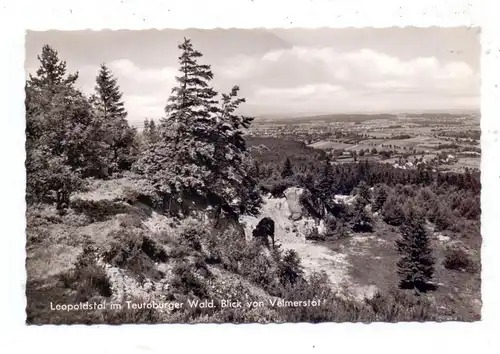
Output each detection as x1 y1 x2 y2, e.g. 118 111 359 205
364 289 437 322
334 221 350 239
268 181 291 197
70 198 130 222
170 262 209 299
61 208 92 226
179 225 204 252
116 213 144 228
26 225 51 246
351 198 374 232
59 246 112 302
204 225 280 293
382 195 405 226
102 229 166 281
443 247 477 273
276 249 303 286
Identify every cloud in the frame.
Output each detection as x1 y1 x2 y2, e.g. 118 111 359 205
26 45 479 120
214 46 479 114
66 60 178 122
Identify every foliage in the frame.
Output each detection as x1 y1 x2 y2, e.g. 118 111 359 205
26 45 109 209
134 38 261 219
276 249 304 286
351 197 373 232
281 157 294 179
395 205 436 292
381 194 406 226
355 180 371 206
373 183 388 212
443 247 477 273
91 63 137 172
59 246 112 302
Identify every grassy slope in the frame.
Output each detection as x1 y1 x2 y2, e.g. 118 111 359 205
26 175 481 324
321 218 481 320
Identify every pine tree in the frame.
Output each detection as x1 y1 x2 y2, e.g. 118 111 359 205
143 118 150 136
396 205 436 292
373 184 388 212
28 45 78 90
209 85 261 220
142 119 159 144
351 197 373 232
26 45 105 209
135 38 260 218
314 156 336 210
355 180 371 206
135 38 219 206
281 157 294 179
92 63 136 172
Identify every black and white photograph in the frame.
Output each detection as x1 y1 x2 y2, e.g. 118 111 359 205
24 27 481 324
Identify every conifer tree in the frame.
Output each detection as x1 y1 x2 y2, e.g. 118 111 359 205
351 197 373 232
135 38 216 208
355 180 371 206
281 157 294 179
373 184 388 212
313 156 336 212
135 38 260 218
92 63 136 172
142 119 159 145
210 85 262 219
396 205 436 292
26 45 105 208
28 45 79 90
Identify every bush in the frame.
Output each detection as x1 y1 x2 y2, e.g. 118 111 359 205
170 262 209 299
121 177 162 208
364 289 437 322
102 228 167 281
70 198 130 222
443 247 477 273
179 225 204 252
59 246 112 302
382 195 405 226
60 208 92 226
277 249 303 286
204 225 282 293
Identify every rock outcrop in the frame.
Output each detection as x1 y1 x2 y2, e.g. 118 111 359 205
284 187 305 221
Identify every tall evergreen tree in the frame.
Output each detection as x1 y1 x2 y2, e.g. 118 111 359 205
28 45 79 90
92 63 136 172
351 197 373 232
142 119 159 145
26 45 105 208
355 180 371 206
373 184 388 212
315 156 336 202
281 157 294 179
210 85 261 219
135 38 260 218
395 205 436 292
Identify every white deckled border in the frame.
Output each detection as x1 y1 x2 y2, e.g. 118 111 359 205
0 0 498 354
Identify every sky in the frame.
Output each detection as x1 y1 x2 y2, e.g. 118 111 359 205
25 28 481 125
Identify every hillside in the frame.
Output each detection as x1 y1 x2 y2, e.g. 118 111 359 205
26 170 481 324
24 38 481 325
